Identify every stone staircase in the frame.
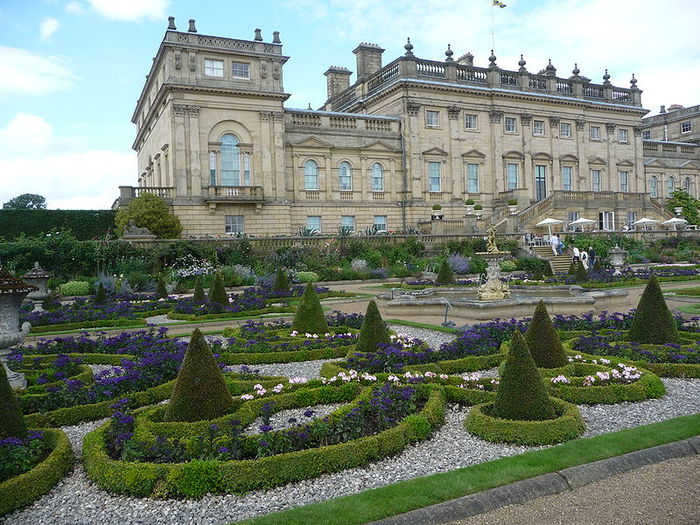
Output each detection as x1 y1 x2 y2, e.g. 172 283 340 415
531 245 573 274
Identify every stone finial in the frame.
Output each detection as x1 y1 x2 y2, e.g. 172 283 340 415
272 31 281 44
545 58 556 76
488 49 498 70
167 16 176 30
445 44 454 62
404 38 414 56
254 28 263 41
630 73 639 90
602 68 611 86
572 63 580 76
518 54 527 72
188 19 197 33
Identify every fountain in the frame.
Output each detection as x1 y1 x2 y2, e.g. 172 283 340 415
475 225 511 300
0 268 37 389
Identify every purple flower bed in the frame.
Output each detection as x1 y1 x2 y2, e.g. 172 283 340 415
405 278 479 287
540 267 700 285
0 431 49 482
572 330 700 364
22 297 175 326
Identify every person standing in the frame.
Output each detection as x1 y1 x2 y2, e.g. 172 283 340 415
580 249 589 270
550 233 559 256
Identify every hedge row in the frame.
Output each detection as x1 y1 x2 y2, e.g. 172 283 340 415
167 306 295 321
465 397 585 445
0 429 75 516
0 209 115 241
83 389 446 498
30 318 148 334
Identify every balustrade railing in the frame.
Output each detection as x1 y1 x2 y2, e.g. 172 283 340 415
134 186 173 199
611 88 631 101
290 113 321 127
528 76 548 91
500 72 518 86
556 80 573 94
583 85 604 99
416 60 446 78
367 60 400 92
456 66 488 83
329 116 357 129
208 186 264 201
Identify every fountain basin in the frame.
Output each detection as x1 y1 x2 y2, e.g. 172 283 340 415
379 285 628 320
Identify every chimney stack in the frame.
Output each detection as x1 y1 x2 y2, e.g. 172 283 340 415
353 43 384 81
324 66 352 101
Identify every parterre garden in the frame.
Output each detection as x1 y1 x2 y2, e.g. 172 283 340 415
1 269 700 522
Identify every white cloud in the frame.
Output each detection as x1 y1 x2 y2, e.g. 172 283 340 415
65 1 86 15
0 114 135 209
85 0 169 21
0 46 74 100
40 17 60 41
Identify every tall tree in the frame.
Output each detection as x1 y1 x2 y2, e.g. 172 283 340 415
3 193 47 209
115 192 182 239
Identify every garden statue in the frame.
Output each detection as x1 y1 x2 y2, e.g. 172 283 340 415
476 226 511 300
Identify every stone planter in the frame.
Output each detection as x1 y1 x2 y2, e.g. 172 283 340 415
508 205 518 215
608 245 628 276
431 213 444 221
465 204 475 214
22 262 52 311
0 268 36 389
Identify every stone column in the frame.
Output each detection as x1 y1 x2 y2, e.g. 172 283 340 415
173 104 188 197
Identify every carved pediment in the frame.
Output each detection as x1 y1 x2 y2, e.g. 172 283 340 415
559 154 579 163
616 159 634 167
644 158 666 168
502 150 525 159
360 140 399 152
422 147 449 156
532 152 553 161
462 149 486 158
588 156 607 166
291 136 334 148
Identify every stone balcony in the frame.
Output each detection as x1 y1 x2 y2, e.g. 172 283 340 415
204 185 264 207
117 186 174 208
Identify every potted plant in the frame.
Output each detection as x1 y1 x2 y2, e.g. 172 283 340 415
465 198 475 214
508 198 518 214
431 204 444 220
474 204 483 219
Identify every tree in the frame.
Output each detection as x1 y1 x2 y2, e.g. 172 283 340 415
208 273 229 306
115 193 182 239
3 193 47 210
666 189 699 225
525 301 568 368
192 277 206 302
491 331 557 421
574 260 588 282
164 329 234 422
291 283 329 334
271 268 290 294
628 275 681 344
354 300 391 354
435 259 455 285
0 364 28 439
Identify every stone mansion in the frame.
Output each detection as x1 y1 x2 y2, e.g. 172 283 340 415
117 18 700 237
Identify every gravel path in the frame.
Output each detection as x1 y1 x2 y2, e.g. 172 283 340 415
243 404 345 436
5 325 699 525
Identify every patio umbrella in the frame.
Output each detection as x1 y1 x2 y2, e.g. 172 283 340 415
662 217 688 230
535 217 564 236
568 217 596 231
632 217 659 231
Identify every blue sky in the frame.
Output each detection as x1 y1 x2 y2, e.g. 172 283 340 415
1 0 698 209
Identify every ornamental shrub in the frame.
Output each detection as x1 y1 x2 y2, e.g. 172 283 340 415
59 280 92 296
291 283 329 334
574 260 588 282
208 273 229 306
491 331 557 421
192 277 205 302
115 192 182 239
435 259 455 284
628 275 681 344
525 301 568 368
567 261 576 275
164 329 234 422
543 262 554 277
271 268 290 293
0 363 27 438
532 269 544 281
94 282 107 304
155 278 169 299
296 271 319 283
593 259 602 271
354 300 391 354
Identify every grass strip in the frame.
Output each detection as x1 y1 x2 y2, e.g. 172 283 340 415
386 319 461 334
666 286 700 296
234 412 700 525
676 304 700 314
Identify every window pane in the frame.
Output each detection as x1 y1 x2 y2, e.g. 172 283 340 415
428 162 441 192
505 117 517 132
225 215 244 234
619 171 628 192
562 166 572 191
220 134 240 186
232 62 250 79
618 129 628 143
304 160 318 190
374 215 387 231
467 163 479 193
465 114 477 130
209 151 217 186
668 176 675 195
339 162 352 191
306 216 321 233
533 120 545 135
591 169 601 192
341 216 355 232
205 59 224 77
426 111 439 127
371 163 383 191
591 126 600 140
507 163 518 190
650 176 658 198
560 122 571 138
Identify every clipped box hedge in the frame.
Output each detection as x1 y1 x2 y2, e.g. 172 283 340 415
83 389 446 498
167 306 295 321
465 397 585 445
30 318 148 334
0 429 74 516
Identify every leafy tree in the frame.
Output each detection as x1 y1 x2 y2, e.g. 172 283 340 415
628 275 681 344
164 329 234 422
291 283 328 334
491 331 557 421
2 193 47 210
115 193 182 239
354 300 391 354
525 301 568 368
666 189 699 225
0 364 28 439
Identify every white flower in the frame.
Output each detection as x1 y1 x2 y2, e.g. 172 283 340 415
240 394 254 400
256 388 267 396
253 383 264 390
289 377 308 384
290 330 298 337
550 375 570 384
388 374 400 382
439 374 449 380
272 383 284 393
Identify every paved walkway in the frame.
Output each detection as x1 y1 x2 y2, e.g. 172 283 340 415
449 455 700 525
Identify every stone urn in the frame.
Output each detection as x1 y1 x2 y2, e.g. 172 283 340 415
22 262 52 311
508 205 518 215
0 268 37 389
608 245 628 276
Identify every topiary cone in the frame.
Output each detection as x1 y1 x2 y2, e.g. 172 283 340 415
567 261 576 275
354 300 391 354
435 259 455 284
525 301 568 368
291 282 329 334
0 364 28 439
491 331 557 421
543 262 554 277
156 278 169 299
271 268 290 293
164 329 234 422
574 260 588 282
192 277 206 302
208 273 229 305
94 282 107 304
628 275 681 344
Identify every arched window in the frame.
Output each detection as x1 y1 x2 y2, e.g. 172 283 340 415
339 161 352 191
304 160 319 190
650 176 658 198
218 133 250 186
667 175 675 197
684 177 692 192
371 163 384 191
